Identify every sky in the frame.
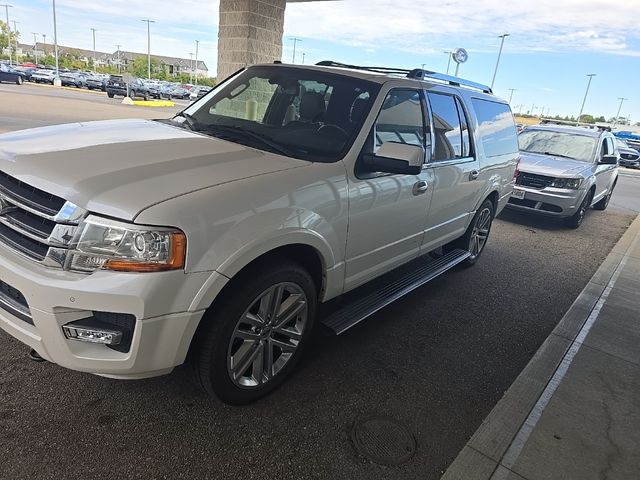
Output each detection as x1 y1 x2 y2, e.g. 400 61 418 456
8 0 640 121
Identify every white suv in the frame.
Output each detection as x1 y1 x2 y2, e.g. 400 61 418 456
0 61 519 404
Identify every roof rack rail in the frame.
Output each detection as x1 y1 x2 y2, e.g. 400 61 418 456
315 60 493 94
406 69 492 94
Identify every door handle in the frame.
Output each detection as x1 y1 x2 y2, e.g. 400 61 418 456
469 170 480 180
413 181 428 195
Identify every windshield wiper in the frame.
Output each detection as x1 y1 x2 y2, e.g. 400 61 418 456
204 124 296 158
542 151 578 160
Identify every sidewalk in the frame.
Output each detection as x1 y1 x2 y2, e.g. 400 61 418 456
442 214 640 480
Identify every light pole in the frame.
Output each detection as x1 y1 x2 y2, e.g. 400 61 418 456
576 74 596 126
90 28 97 73
508 88 516 104
530 103 536 116
612 97 628 129
302 52 305 64
52 0 60 85
444 50 452 74
290 37 302 63
115 44 121 72
189 52 193 83
194 39 199 86
0 4 12 66
42 33 46 46
490 33 509 90
32 32 38 63
11 19 18 64
141 19 155 80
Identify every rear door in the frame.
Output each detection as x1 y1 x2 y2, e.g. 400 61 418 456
421 91 482 252
594 136 617 201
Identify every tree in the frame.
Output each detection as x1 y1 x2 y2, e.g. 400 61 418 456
127 56 161 78
0 20 18 56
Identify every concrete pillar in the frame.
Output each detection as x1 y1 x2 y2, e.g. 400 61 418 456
217 0 286 81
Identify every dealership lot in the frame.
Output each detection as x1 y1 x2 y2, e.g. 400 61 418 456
0 83 638 480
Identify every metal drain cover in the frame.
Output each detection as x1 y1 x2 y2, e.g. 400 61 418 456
351 416 416 465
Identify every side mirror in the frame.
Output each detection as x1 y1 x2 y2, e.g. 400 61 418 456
362 142 424 175
600 154 618 165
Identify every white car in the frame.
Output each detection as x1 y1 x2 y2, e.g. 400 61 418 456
0 61 519 404
30 69 57 84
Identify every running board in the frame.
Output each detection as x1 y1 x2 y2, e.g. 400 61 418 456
321 249 471 335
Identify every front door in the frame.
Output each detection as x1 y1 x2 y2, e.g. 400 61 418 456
344 88 434 292
593 136 616 202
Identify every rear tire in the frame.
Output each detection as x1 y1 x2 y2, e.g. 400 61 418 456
593 181 616 211
107 92 114 98
16 76 23 85
190 260 317 405
564 190 593 228
444 199 495 267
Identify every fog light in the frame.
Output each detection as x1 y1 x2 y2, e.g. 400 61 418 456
63 324 122 345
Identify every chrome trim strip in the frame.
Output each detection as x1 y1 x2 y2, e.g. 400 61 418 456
0 287 32 323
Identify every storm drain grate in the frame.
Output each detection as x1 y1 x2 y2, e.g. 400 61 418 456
351 416 416 466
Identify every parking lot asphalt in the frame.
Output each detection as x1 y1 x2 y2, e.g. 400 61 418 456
0 85 638 480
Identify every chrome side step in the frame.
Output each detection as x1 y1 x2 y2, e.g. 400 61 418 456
321 249 471 335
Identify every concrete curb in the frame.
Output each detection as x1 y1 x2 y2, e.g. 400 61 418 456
441 213 640 480
131 100 176 107
23 81 106 97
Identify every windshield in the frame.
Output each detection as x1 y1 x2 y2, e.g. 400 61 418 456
181 65 380 162
518 130 596 162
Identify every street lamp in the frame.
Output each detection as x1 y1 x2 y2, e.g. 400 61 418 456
11 19 18 64
189 52 194 83
508 88 516 104
0 4 13 66
490 33 509 90
90 28 97 73
302 52 306 64
290 37 302 63
115 44 122 73
576 74 596 126
444 50 452 74
32 32 39 63
194 39 199 86
52 0 60 85
612 97 628 129
141 18 155 80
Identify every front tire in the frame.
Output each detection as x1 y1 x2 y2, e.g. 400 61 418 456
16 76 23 85
564 190 593 228
445 199 494 267
191 261 317 405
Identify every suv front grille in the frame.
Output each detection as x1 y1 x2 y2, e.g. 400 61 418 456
516 172 554 189
0 171 87 267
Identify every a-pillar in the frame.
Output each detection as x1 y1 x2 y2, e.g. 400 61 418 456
217 0 287 81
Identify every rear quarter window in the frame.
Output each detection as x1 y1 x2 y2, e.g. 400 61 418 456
471 99 518 157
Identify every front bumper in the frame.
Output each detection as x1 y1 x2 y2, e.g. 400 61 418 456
0 244 215 379
506 185 585 218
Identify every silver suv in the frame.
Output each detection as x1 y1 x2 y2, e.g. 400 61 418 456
508 124 618 228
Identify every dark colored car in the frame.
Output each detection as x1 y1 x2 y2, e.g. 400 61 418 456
59 72 86 88
0 64 25 85
86 74 107 91
106 75 150 100
615 138 640 168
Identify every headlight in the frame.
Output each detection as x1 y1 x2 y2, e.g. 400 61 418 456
69 216 186 273
551 178 582 189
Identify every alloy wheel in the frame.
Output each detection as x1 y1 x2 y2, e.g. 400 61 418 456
469 207 492 258
227 282 308 389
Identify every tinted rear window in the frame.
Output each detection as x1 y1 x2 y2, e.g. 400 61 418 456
471 99 518 157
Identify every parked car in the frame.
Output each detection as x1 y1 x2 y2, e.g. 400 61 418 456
86 74 108 91
508 124 618 228
614 138 640 169
0 63 24 84
190 86 212 100
59 72 86 88
11 66 35 82
0 61 519 404
160 82 178 99
143 81 162 99
168 86 191 99
31 69 56 84
106 75 150 100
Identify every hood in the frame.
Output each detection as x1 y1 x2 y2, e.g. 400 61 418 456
518 151 591 178
0 119 308 221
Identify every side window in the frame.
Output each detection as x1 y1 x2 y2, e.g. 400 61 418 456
374 89 427 153
456 98 471 156
605 137 615 156
427 92 465 161
471 98 519 158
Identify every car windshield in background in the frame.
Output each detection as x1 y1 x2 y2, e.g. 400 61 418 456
518 130 596 163
182 66 380 162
